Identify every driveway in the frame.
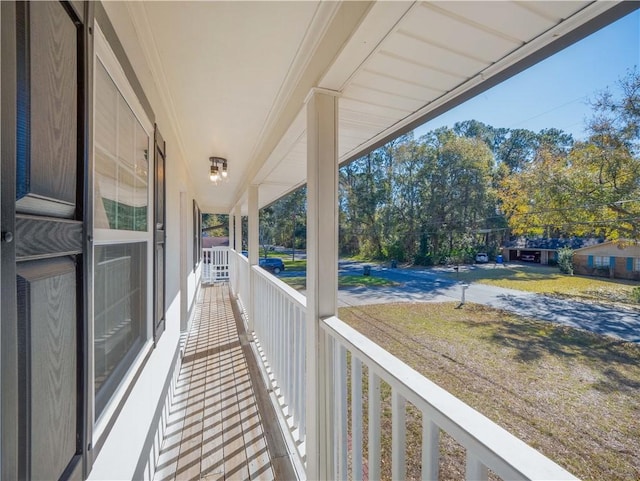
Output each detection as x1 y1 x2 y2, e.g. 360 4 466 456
336 262 640 343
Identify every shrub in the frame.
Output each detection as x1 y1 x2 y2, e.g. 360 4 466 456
557 247 574 275
381 239 406 262
413 254 433 266
631 287 640 304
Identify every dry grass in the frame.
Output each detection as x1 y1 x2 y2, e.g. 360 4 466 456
339 302 640 481
442 264 640 305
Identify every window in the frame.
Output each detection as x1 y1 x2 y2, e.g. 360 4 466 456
594 256 608 267
94 243 147 415
93 26 154 426
636 258 640 272
94 60 148 231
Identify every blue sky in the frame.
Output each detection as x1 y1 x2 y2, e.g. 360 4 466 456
414 10 640 141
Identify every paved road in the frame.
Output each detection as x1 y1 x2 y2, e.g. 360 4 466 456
335 262 640 343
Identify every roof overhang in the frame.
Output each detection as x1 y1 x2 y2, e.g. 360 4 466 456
107 1 638 215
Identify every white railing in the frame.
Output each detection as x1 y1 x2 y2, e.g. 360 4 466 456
236 253 250 317
226 250 578 480
321 315 579 481
252 266 307 461
202 247 230 282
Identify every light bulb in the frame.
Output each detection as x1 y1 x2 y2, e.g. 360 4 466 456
210 164 220 182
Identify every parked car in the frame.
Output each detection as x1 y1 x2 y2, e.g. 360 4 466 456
475 252 489 263
259 257 285 274
521 254 536 262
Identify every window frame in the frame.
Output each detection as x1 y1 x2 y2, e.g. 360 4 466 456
594 255 608 268
91 23 155 440
153 126 166 342
193 200 201 271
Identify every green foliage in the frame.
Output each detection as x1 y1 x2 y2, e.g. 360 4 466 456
381 238 406 262
557 247 574 275
631 287 640 304
102 199 147 231
499 70 640 241
260 186 307 254
413 254 433 266
261 71 639 261
202 213 228 237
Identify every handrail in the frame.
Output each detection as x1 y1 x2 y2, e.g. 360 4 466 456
321 315 579 481
202 246 230 282
227 249 578 480
250 264 307 467
251 265 307 309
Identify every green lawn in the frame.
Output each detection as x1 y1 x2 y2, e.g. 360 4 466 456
339 302 640 481
442 264 639 304
260 252 307 271
283 258 306 271
280 274 398 290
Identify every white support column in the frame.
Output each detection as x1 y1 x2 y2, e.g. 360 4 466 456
305 87 339 480
228 211 235 294
247 185 259 331
228 211 235 252
234 205 242 295
234 206 242 252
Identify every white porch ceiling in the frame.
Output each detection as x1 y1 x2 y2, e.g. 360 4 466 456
117 1 633 215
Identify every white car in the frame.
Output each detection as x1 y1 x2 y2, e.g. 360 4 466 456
475 253 489 263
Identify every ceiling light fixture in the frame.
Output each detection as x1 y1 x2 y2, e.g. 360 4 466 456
209 157 228 184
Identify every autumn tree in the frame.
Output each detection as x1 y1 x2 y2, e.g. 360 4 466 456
499 70 640 240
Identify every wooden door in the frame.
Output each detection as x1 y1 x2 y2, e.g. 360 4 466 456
1 1 89 480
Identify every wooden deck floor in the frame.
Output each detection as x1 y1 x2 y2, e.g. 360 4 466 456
154 284 292 481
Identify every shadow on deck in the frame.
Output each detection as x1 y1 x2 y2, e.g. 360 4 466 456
154 284 297 481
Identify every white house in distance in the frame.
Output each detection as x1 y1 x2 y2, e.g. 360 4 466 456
1 2 636 481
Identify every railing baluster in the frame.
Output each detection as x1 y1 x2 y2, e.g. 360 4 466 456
292 305 299 428
422 417 439 481
334 344 347 479
200 247 231 282
392 389 406 481
466 453 489 481
351 355 363 481
278 290 284 392
299 306 306 438
368 370 381 481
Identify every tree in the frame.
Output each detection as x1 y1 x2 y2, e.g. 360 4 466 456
272 187 306 259
557 247 574 275
499 70 640 240
201 213 228 237
259 206 276 258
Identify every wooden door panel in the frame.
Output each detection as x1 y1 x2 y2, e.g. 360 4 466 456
16 0 78 219
15 215 82 260
17 258 79 481
2 2 87 480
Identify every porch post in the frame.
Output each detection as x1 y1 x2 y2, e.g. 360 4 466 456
234 206 242 252
247 185 259 331
228 211 235 252
228 211 235 291
305 87 339 480
234 205 242 295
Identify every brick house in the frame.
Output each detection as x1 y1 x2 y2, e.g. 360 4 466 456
574 241 640 280
502 237 603 265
